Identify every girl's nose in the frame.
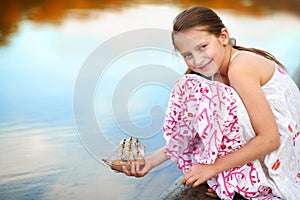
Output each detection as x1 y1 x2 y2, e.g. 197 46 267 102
194 56 206 67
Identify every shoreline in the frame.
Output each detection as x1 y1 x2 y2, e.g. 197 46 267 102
159 176 246 200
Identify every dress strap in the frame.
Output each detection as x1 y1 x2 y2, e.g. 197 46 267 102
230 51 241 63
212 51 241 81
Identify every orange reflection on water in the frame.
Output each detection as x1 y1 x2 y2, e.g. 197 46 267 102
0 0 299 46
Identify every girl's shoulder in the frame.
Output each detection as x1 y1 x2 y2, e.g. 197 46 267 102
229 50 273 69
228 50 275 87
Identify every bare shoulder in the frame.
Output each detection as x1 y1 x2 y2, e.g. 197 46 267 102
228 51 275 87
226 51 280 144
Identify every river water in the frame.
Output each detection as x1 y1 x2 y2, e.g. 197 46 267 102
0 1 300 199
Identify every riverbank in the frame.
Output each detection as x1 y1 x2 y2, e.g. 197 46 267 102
159 176 245 200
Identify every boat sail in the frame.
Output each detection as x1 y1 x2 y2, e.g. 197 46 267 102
102 137 146 172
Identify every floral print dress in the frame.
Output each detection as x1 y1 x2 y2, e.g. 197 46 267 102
163 65 300 199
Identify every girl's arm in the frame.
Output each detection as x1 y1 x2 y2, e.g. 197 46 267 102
123 147 169 177
146 147 170 168
183 54 280 187
216 63 280 169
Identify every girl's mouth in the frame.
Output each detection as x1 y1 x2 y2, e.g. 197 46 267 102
196 59 212 70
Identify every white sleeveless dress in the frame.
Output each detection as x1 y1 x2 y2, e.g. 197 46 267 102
163 52 300 199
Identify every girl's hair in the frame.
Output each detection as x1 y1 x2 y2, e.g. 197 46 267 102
172 6 285 74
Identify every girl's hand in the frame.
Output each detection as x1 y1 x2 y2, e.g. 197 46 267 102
122 158 153 178
182 164 218 187
115 147 169 178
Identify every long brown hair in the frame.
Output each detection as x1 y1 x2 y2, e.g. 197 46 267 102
172 6 285 74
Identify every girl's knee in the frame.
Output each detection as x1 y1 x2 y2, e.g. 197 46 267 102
175 74 230 92
174 74 210 91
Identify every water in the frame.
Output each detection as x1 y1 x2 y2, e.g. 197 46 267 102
1 1 300 199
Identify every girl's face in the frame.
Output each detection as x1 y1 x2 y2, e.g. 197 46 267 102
173 27 228 77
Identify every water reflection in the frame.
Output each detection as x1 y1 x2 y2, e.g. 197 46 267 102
0 1 300 200
0 121 139 200
1 0 300 46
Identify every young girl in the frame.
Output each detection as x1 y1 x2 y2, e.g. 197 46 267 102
121 6 300 199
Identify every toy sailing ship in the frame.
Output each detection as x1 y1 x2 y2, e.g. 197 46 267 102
102 137 146 172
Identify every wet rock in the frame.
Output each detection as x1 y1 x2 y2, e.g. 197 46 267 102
159 176 246 200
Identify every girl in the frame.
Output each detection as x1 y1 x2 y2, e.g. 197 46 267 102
122 6 300 199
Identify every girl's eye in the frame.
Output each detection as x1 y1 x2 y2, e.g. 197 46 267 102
199 45 207 50
182 53 192 59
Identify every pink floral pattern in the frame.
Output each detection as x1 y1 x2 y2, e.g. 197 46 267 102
163 71 300 199
163 74 241 171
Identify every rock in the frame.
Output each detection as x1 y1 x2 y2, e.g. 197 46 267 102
159 176 246 200
159 176 216 200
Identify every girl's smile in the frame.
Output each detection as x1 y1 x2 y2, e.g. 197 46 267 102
173 27 228 77
190 57 213 70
